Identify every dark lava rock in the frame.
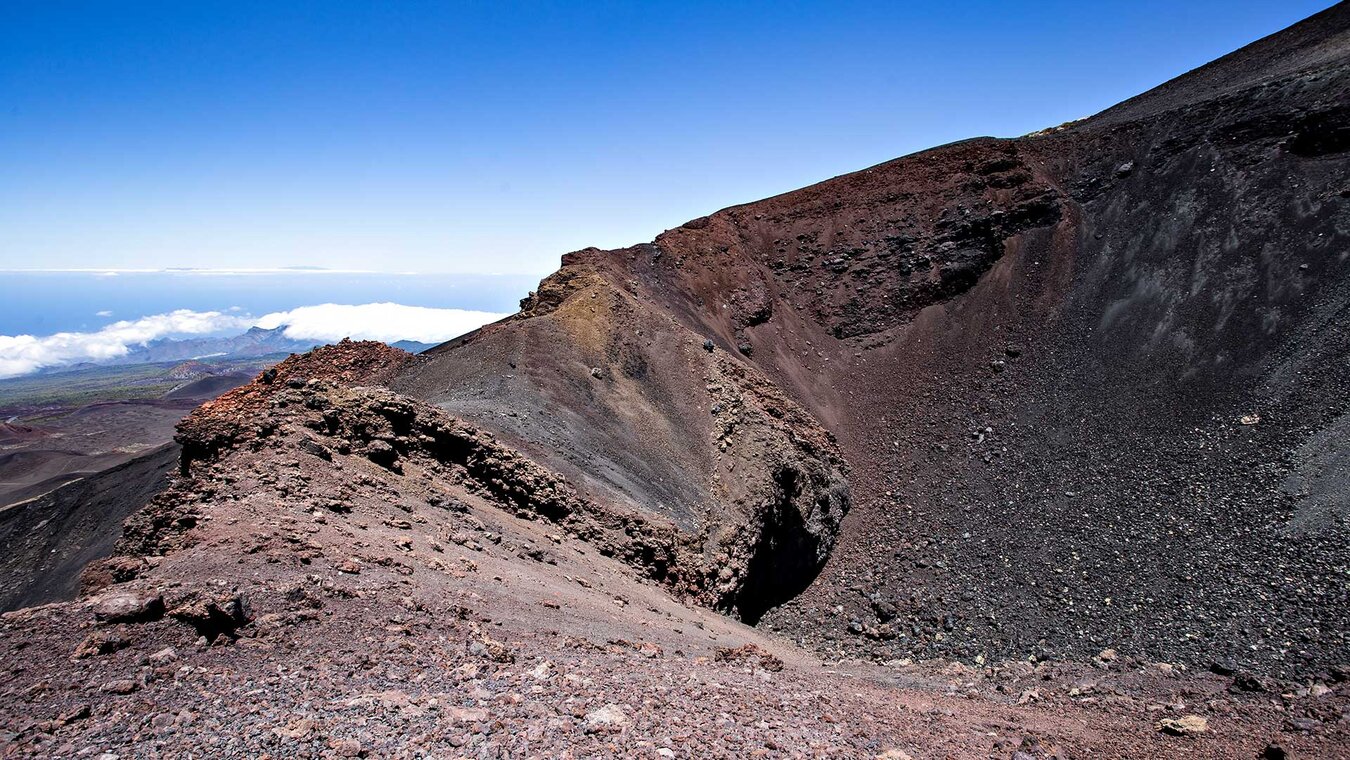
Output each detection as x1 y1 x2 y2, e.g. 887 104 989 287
168 591 251 642
366 440 398 467
300 438 333 461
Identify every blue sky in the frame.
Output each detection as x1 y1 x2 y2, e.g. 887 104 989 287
0 1 1335 275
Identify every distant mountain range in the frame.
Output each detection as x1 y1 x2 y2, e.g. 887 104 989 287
110 326 318 364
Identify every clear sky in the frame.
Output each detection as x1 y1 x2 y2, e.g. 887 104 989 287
0 1 1336 275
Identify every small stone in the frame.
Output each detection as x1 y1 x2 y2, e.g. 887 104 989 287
585 703 628 732
590 367 603 379
338 559 362 574
702 339 715 352
1157 715 1208 736
93 592 165 624
365 440 397 467
334 738 363 757
100 679 140 695
74 631 129 659
148 647 178 666
1097 648 1117 662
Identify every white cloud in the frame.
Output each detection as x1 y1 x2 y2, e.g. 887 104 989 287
0 303 509 379
95 310 114 317
255 303 506 344
0 309 250 379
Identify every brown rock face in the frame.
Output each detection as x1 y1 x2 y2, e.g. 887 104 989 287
393 260 850 619
389 4 1350 673
170 350 847 615
175 338 413 473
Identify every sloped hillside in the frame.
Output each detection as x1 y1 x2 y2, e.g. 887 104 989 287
394 2 1350 676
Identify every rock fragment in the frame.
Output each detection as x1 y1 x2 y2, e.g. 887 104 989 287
1157 715 1208 736
93 592 165 624
73 631 129 659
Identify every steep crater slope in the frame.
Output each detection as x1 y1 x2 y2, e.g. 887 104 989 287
392 276 849 620
0 444 178 612
394 3 1350 676
170 340 846 617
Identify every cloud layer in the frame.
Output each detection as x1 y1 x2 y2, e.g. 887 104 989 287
0 310 249 378
0 303 508 379
255 303 505 344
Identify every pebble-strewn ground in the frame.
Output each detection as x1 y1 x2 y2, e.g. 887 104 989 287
3 413 1346 758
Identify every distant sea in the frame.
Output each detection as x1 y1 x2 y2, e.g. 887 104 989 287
0 271 539 336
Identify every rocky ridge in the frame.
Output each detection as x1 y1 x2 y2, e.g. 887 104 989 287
164 339 848 617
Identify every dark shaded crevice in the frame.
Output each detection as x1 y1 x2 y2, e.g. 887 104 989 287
1286 109 1350 157
735 468 827 625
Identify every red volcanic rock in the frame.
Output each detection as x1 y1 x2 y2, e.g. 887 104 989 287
175 339 413 470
